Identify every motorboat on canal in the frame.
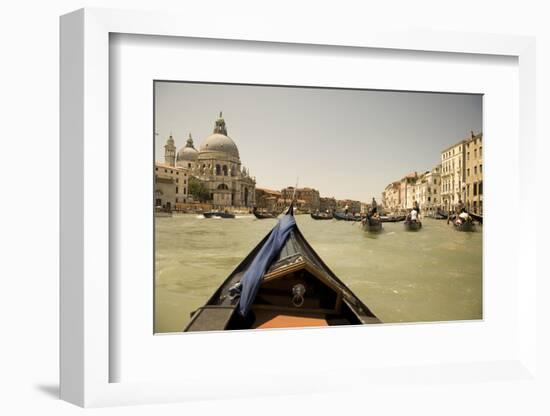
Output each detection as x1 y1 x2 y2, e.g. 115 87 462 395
253 207 278 219
333 212 361 222
184 204 381 331
404 220 422 231
362 217 383 233
310 212 333 220
203 211 236 219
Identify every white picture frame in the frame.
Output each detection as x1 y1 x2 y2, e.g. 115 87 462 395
60 8 539 408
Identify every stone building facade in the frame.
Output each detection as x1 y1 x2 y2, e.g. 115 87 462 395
281 187 320 213
440 140 466 212
336 199 362 214
255 188 282 212
319 197 337 213
157 113 256 210
464 132 483 214
414 165 441 215
154 163 190 210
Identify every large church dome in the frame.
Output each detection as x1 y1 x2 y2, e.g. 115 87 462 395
177 133 198 162
199 113 240 159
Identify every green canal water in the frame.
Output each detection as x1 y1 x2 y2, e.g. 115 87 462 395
155 214 482 333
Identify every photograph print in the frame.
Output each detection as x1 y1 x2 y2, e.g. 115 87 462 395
154 81 483 333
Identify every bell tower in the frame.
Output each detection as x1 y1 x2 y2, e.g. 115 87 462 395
164 133 176 166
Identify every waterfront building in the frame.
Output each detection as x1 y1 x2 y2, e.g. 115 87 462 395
382 181 401 213
281 187 320 213
440 139 466 212
154 163 190 210
319 197 337 213
414 165 441 215
192 113 256 208
255 188 282 212
399 172 418 210
464 131 483 214
336 199 361 214
157 113 256 209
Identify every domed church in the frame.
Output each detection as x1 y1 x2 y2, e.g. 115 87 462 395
163 113 256 208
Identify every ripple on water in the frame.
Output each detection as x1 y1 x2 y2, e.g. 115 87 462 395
155 215 482 331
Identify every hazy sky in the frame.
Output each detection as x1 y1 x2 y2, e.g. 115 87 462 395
155 82 482 202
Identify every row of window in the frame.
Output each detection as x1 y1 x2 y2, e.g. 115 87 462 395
466 164 483 177
155 167 188 176
175 187 187 194
466 181 483 197
466 146 482 161
443 146 461 160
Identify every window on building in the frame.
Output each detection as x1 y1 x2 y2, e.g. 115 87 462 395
176 178 179 183
480 164 483 174
474 149 477 159
467 168 470 176
479 181 483 195
188 163 191 168
164 169 167 173
467 184 470 196
176 198 178 203
473 183 478 196
474 166 477 175
216 164 221 175
184 188 187 194
176 171 179 175
467 152 470 161
176 186 178 194
155 167 158 171
479 146 482 158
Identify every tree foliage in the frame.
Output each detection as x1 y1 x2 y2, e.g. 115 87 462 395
188 176 211 202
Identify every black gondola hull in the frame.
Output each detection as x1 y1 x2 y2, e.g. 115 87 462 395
404 220 422 231
184 212 381 332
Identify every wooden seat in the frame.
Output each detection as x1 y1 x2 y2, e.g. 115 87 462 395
252 310 328 329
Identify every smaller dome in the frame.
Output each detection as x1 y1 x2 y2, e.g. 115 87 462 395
177 134 198 162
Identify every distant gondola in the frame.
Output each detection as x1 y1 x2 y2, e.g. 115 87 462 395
203 211 235 219
454 221 475 232
404 220 422 231
362 217 382 233
380 215 406 223
184 204 381 331
333 212 361 222
253 208 278 219
310 212 333 220
468 212 483 224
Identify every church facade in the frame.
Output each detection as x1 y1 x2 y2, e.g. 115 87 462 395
158 113 256 209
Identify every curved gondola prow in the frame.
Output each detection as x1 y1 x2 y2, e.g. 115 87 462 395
286 201 295 216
